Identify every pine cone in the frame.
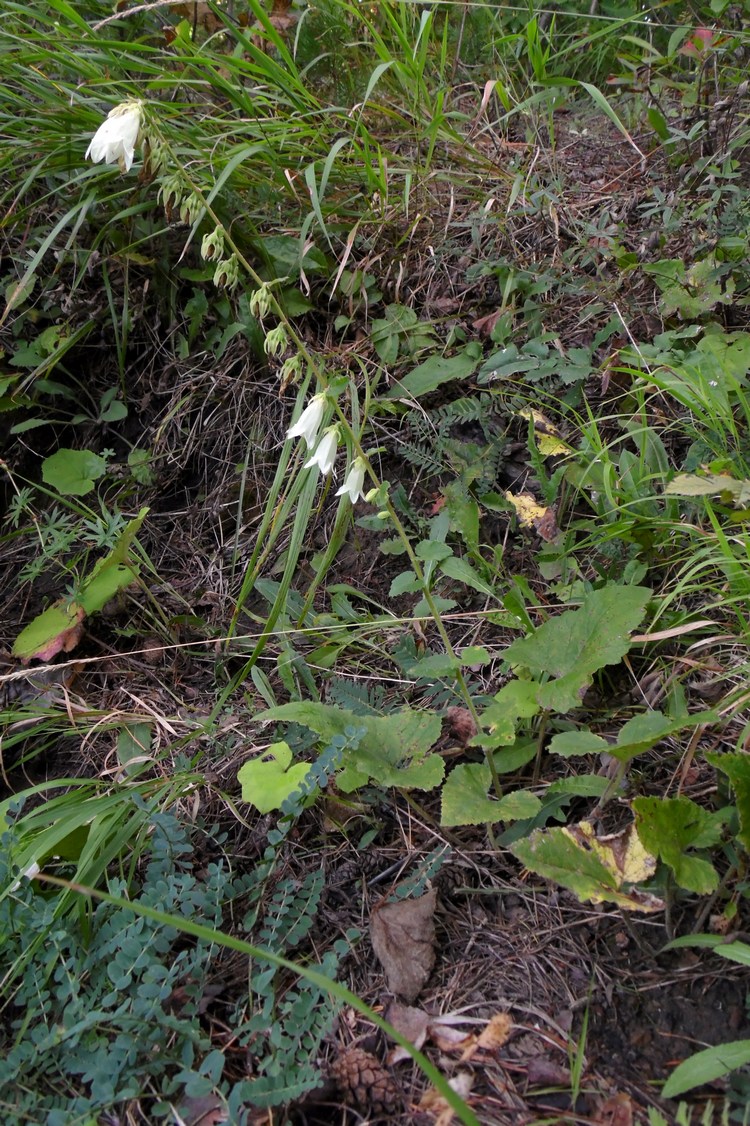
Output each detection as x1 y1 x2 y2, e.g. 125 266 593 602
329 1047 402 1115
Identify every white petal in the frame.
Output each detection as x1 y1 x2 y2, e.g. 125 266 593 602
287 394 325 444
305 429 338 475
86 102 142 171
335 460 366 503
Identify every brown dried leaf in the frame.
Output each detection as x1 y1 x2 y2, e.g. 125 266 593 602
385 1000 431 1064
176 1095 229 1126
595 1092 634 1126
454 1012 513 1062
476 1012 513 1052
526 1057 571 1086
473 309 504 338
370 888 437 1002
419 1072 474 1126
431 1025 475 1053
173 2 224 33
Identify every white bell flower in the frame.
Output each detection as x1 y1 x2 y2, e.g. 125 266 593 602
335 457 367 504
305 427 339 475
86 100 143 173
287 392 326 445
9 859 40 892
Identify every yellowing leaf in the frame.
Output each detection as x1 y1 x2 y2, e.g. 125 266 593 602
512 822 664 912
517 407 554 428
517 408 571 456
537 432 572 457
665 472 742 499
505 491 545 527
566 821 656 886
504 491 560 541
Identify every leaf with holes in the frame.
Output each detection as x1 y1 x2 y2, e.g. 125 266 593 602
238 742 313 814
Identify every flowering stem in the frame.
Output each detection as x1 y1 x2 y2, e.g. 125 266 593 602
157 140 501 800
150 137 326 384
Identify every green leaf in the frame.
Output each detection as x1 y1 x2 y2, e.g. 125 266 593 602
413 594 457 617
386 347 480 399
41 448 108 496
117 722 153 778
371 304 420 364
495 788 542 821
471 680 541 750
706 751 750 850
257 703 442 793
415 541 453 563
439 555 495 597
662 1040 750 1099
100 399 128 422
608 710 714 763
505 586 651 712
336 750 444 793
633 796 723 894
550 711 715 763
709 941 750 967
412 653 461 678
12 509 148 661
440 764 541 827
238 742 313 814
494 679 542 718
665 935 750 967
492 739 538 773
443 482 480 552
390 570 422 596
546 775 609 798
549 730 609 757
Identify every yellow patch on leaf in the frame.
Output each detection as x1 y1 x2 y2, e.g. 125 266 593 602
504 492 560 541
565 821 657 887
517 408 571 456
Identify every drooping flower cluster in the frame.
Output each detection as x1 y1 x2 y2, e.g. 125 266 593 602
285 394 367 504
86 100 143 173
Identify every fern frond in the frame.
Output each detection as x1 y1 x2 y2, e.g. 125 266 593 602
327 676 388 715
